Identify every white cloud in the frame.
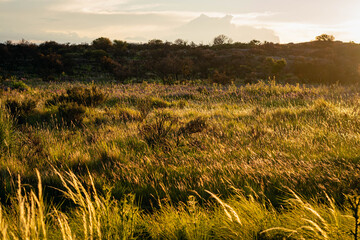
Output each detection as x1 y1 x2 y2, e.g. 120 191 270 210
164 14 279 44
52 0 129 13
1 0 360 43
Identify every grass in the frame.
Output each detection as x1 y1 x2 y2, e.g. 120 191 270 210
0 80 359 239
0 171 355 239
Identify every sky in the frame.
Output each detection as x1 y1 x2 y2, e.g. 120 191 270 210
1 0 360 44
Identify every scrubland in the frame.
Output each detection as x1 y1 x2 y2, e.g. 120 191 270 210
0 79 360 239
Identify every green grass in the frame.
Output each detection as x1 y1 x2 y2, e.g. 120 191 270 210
0 80 359 239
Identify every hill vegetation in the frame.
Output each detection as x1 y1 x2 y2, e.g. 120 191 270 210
1 35 360 85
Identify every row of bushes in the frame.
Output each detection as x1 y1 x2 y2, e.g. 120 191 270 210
2 38 360 85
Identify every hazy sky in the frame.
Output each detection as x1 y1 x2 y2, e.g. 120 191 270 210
1 0 360 44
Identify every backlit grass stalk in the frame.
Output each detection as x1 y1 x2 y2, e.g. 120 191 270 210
54 169 102 240
346 193 360 240
54 169 139 240
0 205 8 239
53 209 74 240
261 189 349 239
15 170 47 240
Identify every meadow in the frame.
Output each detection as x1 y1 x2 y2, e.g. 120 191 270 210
0 78 360 239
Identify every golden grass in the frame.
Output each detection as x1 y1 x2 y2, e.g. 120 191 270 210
0 81 359 239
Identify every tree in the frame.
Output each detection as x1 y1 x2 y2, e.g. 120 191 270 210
92 37 112 50
174 39 188 46
148 39 163 45
249 39 261 46
265 57 287 75
315 34 335 42
113 40 127 54
213 35 233 45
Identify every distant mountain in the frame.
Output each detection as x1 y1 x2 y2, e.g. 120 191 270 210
166 14 279 44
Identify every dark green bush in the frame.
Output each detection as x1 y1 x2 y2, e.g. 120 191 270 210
10 80 30 91
212 70 232 85
178 117 207 136
1 78 30 91
5 99 36 124
46 86 107 107
58 102 86 126
5 99 36 116
139 112 178 148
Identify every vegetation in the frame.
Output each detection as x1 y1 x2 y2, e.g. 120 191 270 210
1 36 360 85
0 79 359 239
0 34 359 239
316 34 335 42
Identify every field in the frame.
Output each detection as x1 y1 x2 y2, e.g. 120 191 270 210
0 79 360 239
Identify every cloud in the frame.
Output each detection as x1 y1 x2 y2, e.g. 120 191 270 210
52 0 167 14
1 0 360 43
0 29 91 43
0 10 279 44
53 0 129 13
164 14 279 43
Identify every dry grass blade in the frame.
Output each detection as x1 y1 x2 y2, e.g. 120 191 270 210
54 209 74 240
54 169 102 240
261 227 298 234
302 218 328 239
205 190 241 225
15 170 47 240
0 205 8 239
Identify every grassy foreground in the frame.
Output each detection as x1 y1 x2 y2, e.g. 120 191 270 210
0 80 359 239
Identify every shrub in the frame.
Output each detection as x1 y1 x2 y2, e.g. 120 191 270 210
10 80 30 91
178 117 207 136
139 112 178 148
46 86 107 107
92 37 112 50
265 57 287 76
45 95 65 107
212 70 232 85
66 86 107 107
5 99 36 124
58 102 86 126
5 99 36 116
315 34 335 42
1 78 30 91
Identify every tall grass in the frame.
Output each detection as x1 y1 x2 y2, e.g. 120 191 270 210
0 169 356 239
54 169 140 240
0 81 359 239
0 102 13 155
